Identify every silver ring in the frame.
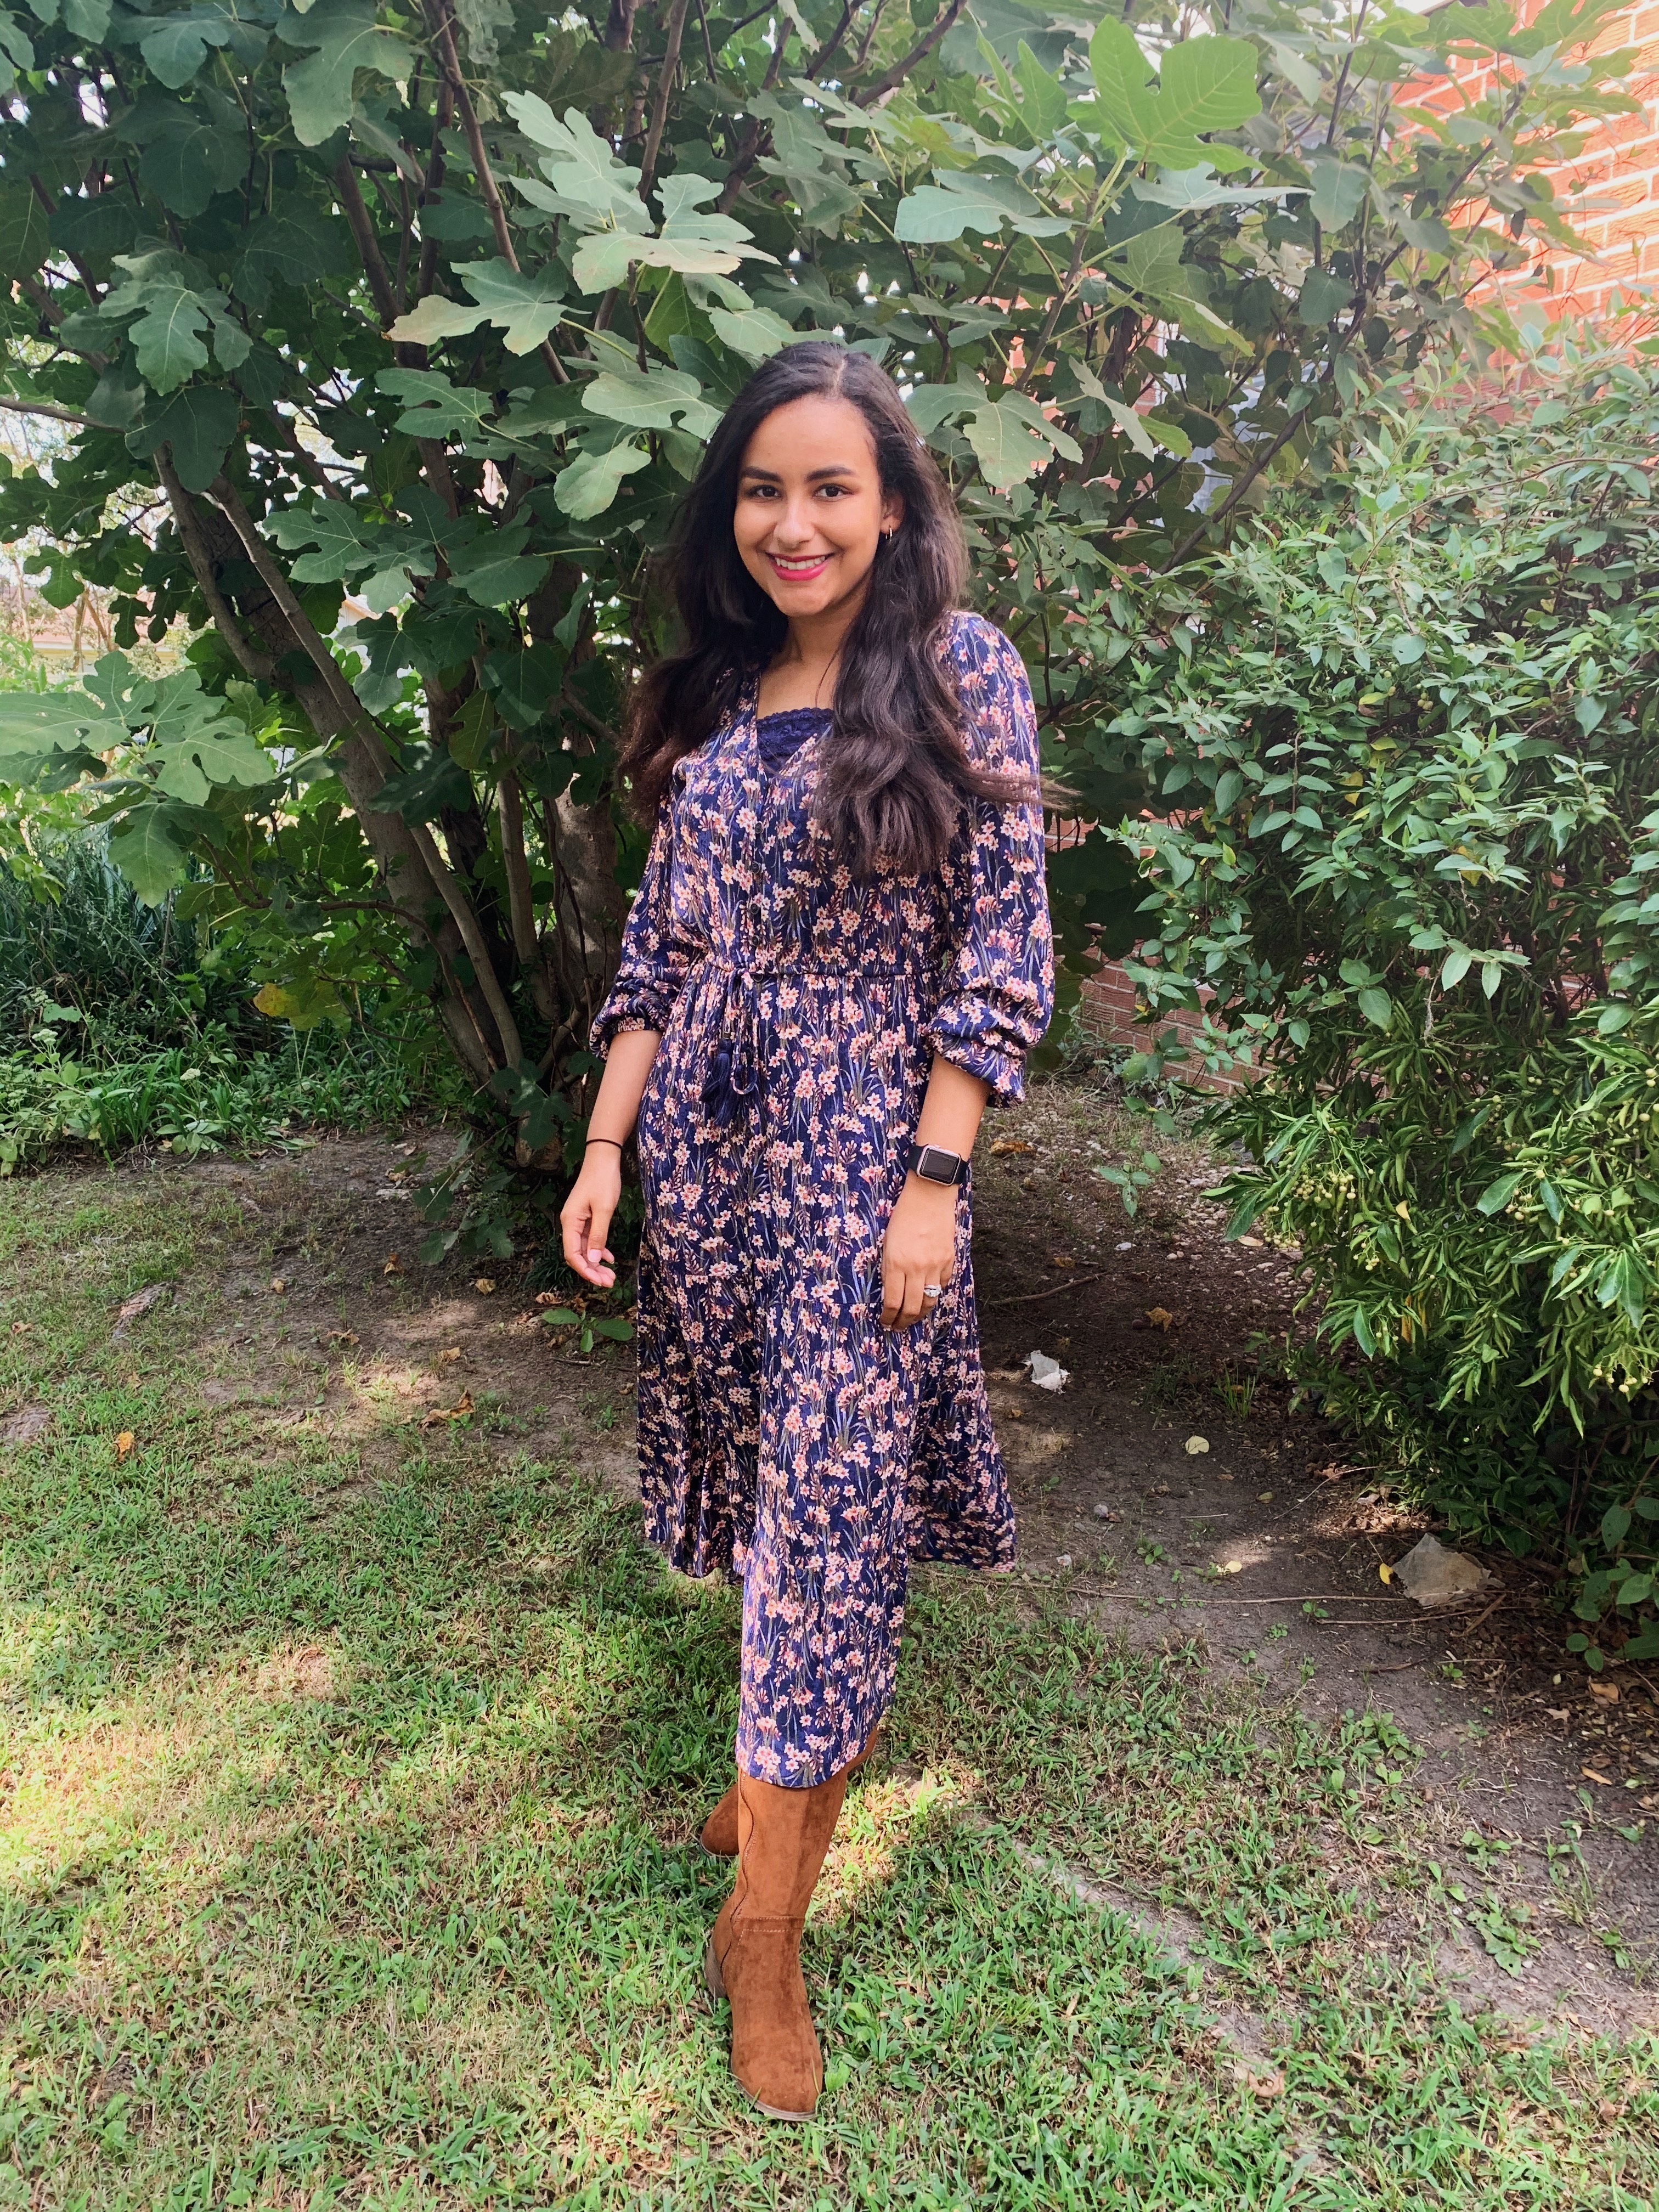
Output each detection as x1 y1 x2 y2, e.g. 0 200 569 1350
923 1284 943 1300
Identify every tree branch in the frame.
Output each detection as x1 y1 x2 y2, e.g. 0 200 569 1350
1012 183 1104 395
206 472 526 1069
424 0 569 383
857 0 964 106
637 0 692 204
716 26 792 212
155 449 277 683
334 157 400 326
415 78 455 304
805 0 858 79
0 394 98 428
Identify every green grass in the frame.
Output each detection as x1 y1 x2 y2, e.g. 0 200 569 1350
0 1175 1655 2209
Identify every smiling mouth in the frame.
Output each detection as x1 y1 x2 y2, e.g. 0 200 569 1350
765 551 832 581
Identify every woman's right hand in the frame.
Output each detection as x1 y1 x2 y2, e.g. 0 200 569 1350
561 1149 623 1287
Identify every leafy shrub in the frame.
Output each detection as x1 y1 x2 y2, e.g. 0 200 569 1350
0 833 256 1050
0 1019 459 1172
0 832 468 1168
1109 340 1659 1661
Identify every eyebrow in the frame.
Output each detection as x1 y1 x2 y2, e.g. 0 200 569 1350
738 462 860 483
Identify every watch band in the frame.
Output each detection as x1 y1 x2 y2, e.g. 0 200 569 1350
906 1140 969 1187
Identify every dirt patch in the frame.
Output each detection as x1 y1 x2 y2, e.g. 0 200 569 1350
968 1084 1659 2037
0 1403 50 1446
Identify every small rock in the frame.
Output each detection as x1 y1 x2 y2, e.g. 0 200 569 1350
1093 1502 1116 1521
1393 1532 1492 1607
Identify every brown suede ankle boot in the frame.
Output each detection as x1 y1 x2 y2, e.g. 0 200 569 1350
698 1728 880 1859
702 1762 850 2120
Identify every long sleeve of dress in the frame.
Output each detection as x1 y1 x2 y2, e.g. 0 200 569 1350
589 797 698 1054
922 617 1056 1102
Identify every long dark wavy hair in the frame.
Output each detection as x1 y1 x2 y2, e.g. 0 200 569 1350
621 342 1030 879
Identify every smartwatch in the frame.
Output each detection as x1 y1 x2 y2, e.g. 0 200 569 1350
906 1141 969 1187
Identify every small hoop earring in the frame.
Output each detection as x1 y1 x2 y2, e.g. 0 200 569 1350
881 528 896 544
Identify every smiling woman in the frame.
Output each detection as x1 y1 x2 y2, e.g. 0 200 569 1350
557 342 1054 2123
731 395 902 689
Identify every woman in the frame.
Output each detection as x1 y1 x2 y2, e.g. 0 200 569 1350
560 341 1054 2121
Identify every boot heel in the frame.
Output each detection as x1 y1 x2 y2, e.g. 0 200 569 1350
702 1932 727 2006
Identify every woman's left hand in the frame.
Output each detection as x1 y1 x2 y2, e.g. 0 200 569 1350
881 1176 959 1330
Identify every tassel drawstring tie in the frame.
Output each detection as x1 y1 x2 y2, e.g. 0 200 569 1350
695 956 921 1137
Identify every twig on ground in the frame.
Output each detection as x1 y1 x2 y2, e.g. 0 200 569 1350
1451 1592 1509 1635
985 1272 1103 1307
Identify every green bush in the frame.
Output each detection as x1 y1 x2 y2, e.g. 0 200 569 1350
0 833 255 1049
0 832 467 1168
0 1020 458 1172
1108 339 1659 1662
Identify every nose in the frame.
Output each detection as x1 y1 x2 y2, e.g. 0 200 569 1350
770 494 817 549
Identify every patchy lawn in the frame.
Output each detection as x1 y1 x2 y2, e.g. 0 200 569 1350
0 1098 1655 2209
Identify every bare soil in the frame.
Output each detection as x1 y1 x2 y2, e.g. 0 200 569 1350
108 1090 1659 2038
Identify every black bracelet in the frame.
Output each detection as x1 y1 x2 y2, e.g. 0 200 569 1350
585 1136 624 1150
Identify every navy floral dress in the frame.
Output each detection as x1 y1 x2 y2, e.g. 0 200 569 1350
590 613 1054 1787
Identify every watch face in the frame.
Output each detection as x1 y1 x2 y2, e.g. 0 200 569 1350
918 1145 958 1182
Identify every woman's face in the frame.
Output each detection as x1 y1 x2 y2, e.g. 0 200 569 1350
733 393 904 626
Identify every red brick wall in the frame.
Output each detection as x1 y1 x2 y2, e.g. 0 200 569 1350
1078 961 1245 1092
1444 1 1659 322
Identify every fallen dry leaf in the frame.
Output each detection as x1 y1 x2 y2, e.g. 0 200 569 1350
1144 1307 1173 1331
1184 1435 1210 1456
1582 1767 1614 1785
1048 1254 1076 1270
269 1278 287 1294
534 1291 563 1307
111 1282 172 1340
437 1347 462 1364
1379 1561 1394 1584
1244 2068 1285 2100
990 1139 1033 1156
473 1278 496 1296
383 1253 404 1276
1588 1679 1620 1704
115 1430 135 1462
421 1391 474 1429
327 1329 359 1349
10 1321 31 1335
